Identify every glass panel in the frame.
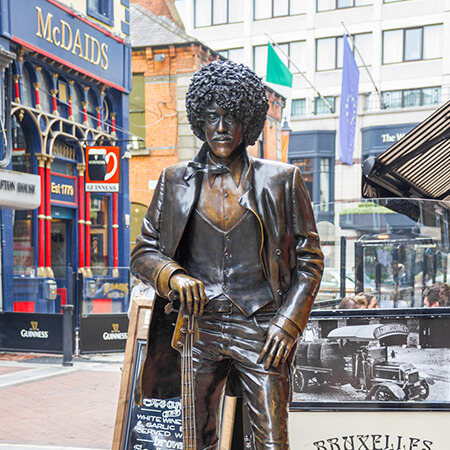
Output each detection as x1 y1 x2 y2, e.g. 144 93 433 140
337 36 343 68
39 71 52 113
72 84 84 123
354 33 372 66
213 0 227 24
130 74 146 143
227 48 245 64
383 29 403 63
57 81 69 118
404 28 422 61
253 45 267 77
403 89 421 107
12 116 29 172
317 0 335 11
90 195 109 274
382 91 402 108
254 0 272 19
273 0 289 16
423 25 442 59
315 96 334 114
289 41 306 71
291 99 306 116
337 0 353 7
290 0 303 14
319 158 330 212
316 38 336 70
422 87 440 105
13 210 34 276
195 0 211 26
51 220 67 279
87 90 97 129
22 68 33 106
228 0 243 22
312 199 450 310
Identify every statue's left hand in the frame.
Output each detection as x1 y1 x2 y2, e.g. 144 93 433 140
257 324 296 370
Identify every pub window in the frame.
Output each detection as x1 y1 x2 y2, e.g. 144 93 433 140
72 84 84 123
382 25 442 64
39 70 52 113
129 74 146 148
87 89 98 130
292 158 313 200
316 33 371 71
254 0 303 20
194 0 243 27
57 79 69 118
90 195 109 274
21 67 33 107
12 115 34 275
87 0 114 26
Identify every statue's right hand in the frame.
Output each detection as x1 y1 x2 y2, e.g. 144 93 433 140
169 273 206 316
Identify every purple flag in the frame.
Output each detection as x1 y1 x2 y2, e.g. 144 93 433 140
339 35 360 165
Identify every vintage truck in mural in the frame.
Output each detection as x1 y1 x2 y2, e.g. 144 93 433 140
293 323 433 401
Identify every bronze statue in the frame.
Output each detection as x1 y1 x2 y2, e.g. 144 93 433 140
131 60 324 449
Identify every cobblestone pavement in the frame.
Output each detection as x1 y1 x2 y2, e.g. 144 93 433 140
0 352 124 450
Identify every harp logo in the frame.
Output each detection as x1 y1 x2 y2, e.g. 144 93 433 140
102 323 127 341
20 321 49 339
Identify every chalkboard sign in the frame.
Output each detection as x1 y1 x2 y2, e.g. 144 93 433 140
113 296 242 449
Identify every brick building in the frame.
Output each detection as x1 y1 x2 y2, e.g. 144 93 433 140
129 2 285 248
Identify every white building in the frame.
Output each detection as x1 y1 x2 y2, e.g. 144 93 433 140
173 0 447 222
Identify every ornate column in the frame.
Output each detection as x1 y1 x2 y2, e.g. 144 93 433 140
33 83 41 109
96 106 102 130
82 101 88 126
36 154 47 277
45 156 55 277
84 190 93 278
112 192 119 277
13 74 20 103
110 112 116 136
51 89 58 115
77 163 86 274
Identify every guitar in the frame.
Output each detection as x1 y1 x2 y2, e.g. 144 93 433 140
169 295 199 450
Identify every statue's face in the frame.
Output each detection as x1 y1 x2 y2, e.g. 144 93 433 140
203 101 243 161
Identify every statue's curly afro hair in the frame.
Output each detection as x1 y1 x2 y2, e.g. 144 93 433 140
185 60 269 146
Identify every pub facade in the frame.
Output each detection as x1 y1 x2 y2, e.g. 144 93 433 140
0 0 132 352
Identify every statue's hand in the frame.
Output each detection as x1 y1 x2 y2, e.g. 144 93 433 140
257 324 295 370
169 273 206 316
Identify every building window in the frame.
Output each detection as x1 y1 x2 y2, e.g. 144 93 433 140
383 25 442 64
291 157 332 212
382 87 440 109
315 96 335 114
291 99 306 116
87 0 114 26
253 41 305 77
91 195 109 274
130 73 146 148
316 33 371 71
254 0 303 20
195 0 243 27
57 80 69 118
218 48 245 65
317 0 371 12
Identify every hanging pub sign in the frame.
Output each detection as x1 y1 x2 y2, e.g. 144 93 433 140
85 146 120 192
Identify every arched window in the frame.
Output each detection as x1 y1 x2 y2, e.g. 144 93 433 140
87 89 98 129
72 84 84 123
21 66 33 107
39 70 52 113
57 78 69 118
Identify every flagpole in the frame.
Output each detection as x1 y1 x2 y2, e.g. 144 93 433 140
341 22 385 109
265 32 334 113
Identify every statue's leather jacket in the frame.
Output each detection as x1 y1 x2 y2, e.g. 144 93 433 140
130 143 324 399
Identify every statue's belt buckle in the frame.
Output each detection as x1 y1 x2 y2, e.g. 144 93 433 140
205 299 234 314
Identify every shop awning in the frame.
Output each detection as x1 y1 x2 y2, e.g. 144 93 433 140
362 100 450 202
